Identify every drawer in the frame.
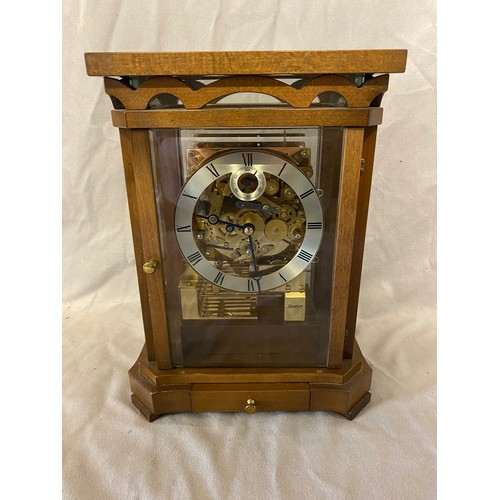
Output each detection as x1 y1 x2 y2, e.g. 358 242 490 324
191 383 310 413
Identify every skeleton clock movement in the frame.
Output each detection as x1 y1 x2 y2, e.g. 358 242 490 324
85 50 407 421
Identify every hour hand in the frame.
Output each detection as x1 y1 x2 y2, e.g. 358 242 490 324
197 213 243 230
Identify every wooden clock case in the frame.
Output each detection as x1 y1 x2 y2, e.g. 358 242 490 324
85 50 407 421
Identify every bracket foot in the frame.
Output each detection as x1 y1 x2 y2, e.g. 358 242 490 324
340 392 371 420
131 394 160 422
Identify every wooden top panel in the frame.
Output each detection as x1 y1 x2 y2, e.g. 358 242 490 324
85 50 407 77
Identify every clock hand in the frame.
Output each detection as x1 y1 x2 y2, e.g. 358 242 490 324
246 231 261 293
197 213 244 230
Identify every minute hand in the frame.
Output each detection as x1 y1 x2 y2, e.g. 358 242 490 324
247 233 261 292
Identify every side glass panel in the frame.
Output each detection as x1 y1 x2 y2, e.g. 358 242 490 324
151 127 343 367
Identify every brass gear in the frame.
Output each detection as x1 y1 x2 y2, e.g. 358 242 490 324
278 204 296 222
236 210 265 236
264 219 288 241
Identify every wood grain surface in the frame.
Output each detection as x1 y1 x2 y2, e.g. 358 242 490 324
111 107 384 129
125 130 172 369
85 50 407 76
328 128 364 368
118 129 156 361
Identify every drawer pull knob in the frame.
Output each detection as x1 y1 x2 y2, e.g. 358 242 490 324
142 260 159 274
245 399 257 414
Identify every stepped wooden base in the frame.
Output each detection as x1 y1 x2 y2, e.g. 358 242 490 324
129 341 372 421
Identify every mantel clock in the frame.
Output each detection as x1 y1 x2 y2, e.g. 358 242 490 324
85 50 407 421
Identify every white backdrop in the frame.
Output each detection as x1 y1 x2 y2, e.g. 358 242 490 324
63 1 436 498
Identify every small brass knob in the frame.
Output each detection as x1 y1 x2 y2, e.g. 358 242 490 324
245 399 256 414
142 260 158 274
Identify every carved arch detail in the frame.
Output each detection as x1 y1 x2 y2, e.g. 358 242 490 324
104 74 389 110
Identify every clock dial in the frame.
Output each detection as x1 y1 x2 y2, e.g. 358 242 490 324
175 150 323 292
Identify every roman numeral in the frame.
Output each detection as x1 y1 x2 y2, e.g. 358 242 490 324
186 251 202 266
182 192 197 200
247 279 255 292
278 162 287 177
279 273 287 283
307 222 322 230
176 225 191 232
300 188 315 199
213 271 225 286
242 153 253 167
297 249 313 262
206 163 219 178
